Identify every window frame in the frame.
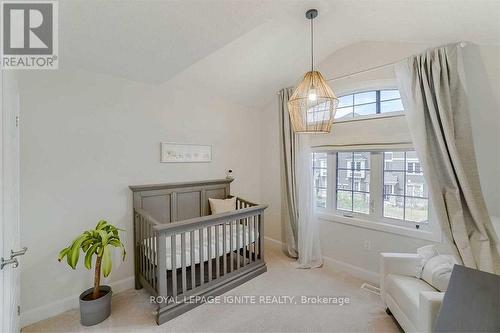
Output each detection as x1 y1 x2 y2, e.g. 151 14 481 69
313 149 441 242
312 152 328 209
334 89 405 122
382 151 429 224
335 152 371 216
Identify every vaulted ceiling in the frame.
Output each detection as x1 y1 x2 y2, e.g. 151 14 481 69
60 0 500 107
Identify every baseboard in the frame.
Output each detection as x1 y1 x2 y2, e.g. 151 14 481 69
21 276 134 328
322 256 379 285
264 236 283 247
264 236 379 285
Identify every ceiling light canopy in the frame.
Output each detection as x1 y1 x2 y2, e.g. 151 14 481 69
288 9 338 134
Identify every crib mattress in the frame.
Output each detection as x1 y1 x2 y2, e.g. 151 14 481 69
143 223 258 270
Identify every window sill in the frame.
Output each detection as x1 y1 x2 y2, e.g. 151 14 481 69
317 212 442 242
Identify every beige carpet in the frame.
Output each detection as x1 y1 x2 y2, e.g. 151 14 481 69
23 241 400 333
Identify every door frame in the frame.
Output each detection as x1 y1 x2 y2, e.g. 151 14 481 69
1 70 21 333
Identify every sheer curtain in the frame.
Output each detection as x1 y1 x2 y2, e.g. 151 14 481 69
296 135 323 268
395 43 500 273
278 88 323 268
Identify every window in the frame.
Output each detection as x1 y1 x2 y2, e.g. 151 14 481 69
407 161 422 174
383 151 428 223
307 102 333 124
312 153 327 208
313 150 432 237
335 89 404 120
336 152 370 214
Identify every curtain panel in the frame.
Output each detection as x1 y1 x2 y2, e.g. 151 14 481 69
278 88 299 258
278 88 323 268
395 44 500 273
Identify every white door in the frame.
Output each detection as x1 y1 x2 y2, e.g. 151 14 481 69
1 71 22 333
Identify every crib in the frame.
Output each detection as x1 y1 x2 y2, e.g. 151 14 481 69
130 178 267 325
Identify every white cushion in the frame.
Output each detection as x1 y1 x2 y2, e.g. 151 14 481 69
421 255 458 291
208 197 236 215
385 274 437 325
415 245 439 278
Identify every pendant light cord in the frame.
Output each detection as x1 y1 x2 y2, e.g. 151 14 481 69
310 17 314 72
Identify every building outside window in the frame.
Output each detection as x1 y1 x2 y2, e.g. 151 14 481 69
383 151 428 223
336 152 371 214
312 153 328 208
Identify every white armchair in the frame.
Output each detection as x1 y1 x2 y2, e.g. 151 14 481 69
380 253 444 333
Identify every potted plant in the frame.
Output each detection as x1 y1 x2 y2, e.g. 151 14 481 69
58 220 125 326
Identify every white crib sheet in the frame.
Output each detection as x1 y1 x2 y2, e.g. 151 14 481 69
143 223 258 270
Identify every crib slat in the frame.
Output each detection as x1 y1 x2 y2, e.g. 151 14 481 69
247 216 251 263
181 233 187 293
139 216 142 278
236 219 241 270
138 215 142 279
230 220 234 272
144 218 147 280
145 218 149 281
150 227 154 289
223 221 227 275
254 214 259 260
259 214 264 261
252 215 256 261
151 223 155 287
171 235 177 297
207 226 212 282
215 224 220 279
190 231 195 290
146 221 150 285
199 228 204 286
248 216 253 262
149 222 153 285
157 233 167 299
154 232 157 289
243 217 247 267
141 216 145 278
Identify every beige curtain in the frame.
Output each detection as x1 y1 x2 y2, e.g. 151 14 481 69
395 44 500 273
278 88 298 258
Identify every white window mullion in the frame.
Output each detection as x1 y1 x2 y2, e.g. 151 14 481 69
371 152 383 219
328 152 336 213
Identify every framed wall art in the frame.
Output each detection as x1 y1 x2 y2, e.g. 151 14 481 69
160 142 212 163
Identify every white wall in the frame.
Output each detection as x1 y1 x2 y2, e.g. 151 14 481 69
260 41 500 277
19 66 261 324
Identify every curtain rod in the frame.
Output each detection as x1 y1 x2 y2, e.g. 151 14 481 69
327 41 468 82
277 42 467 94
311 141 413 148
325 62 397 82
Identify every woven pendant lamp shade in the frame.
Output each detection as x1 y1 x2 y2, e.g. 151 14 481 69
287 70 339 133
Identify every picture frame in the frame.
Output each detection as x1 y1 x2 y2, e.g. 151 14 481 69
160 142 212 163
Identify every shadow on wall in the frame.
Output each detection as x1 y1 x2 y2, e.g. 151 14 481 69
461 44 500 218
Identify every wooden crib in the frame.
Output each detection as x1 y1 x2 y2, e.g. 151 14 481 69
130 178 267 325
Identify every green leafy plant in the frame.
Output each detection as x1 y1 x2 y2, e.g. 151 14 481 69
58 220 126 300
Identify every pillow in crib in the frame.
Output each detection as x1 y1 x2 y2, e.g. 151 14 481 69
421 255 458 291
209 197 236 215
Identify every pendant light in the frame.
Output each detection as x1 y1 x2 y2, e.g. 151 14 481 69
288 9 338 133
